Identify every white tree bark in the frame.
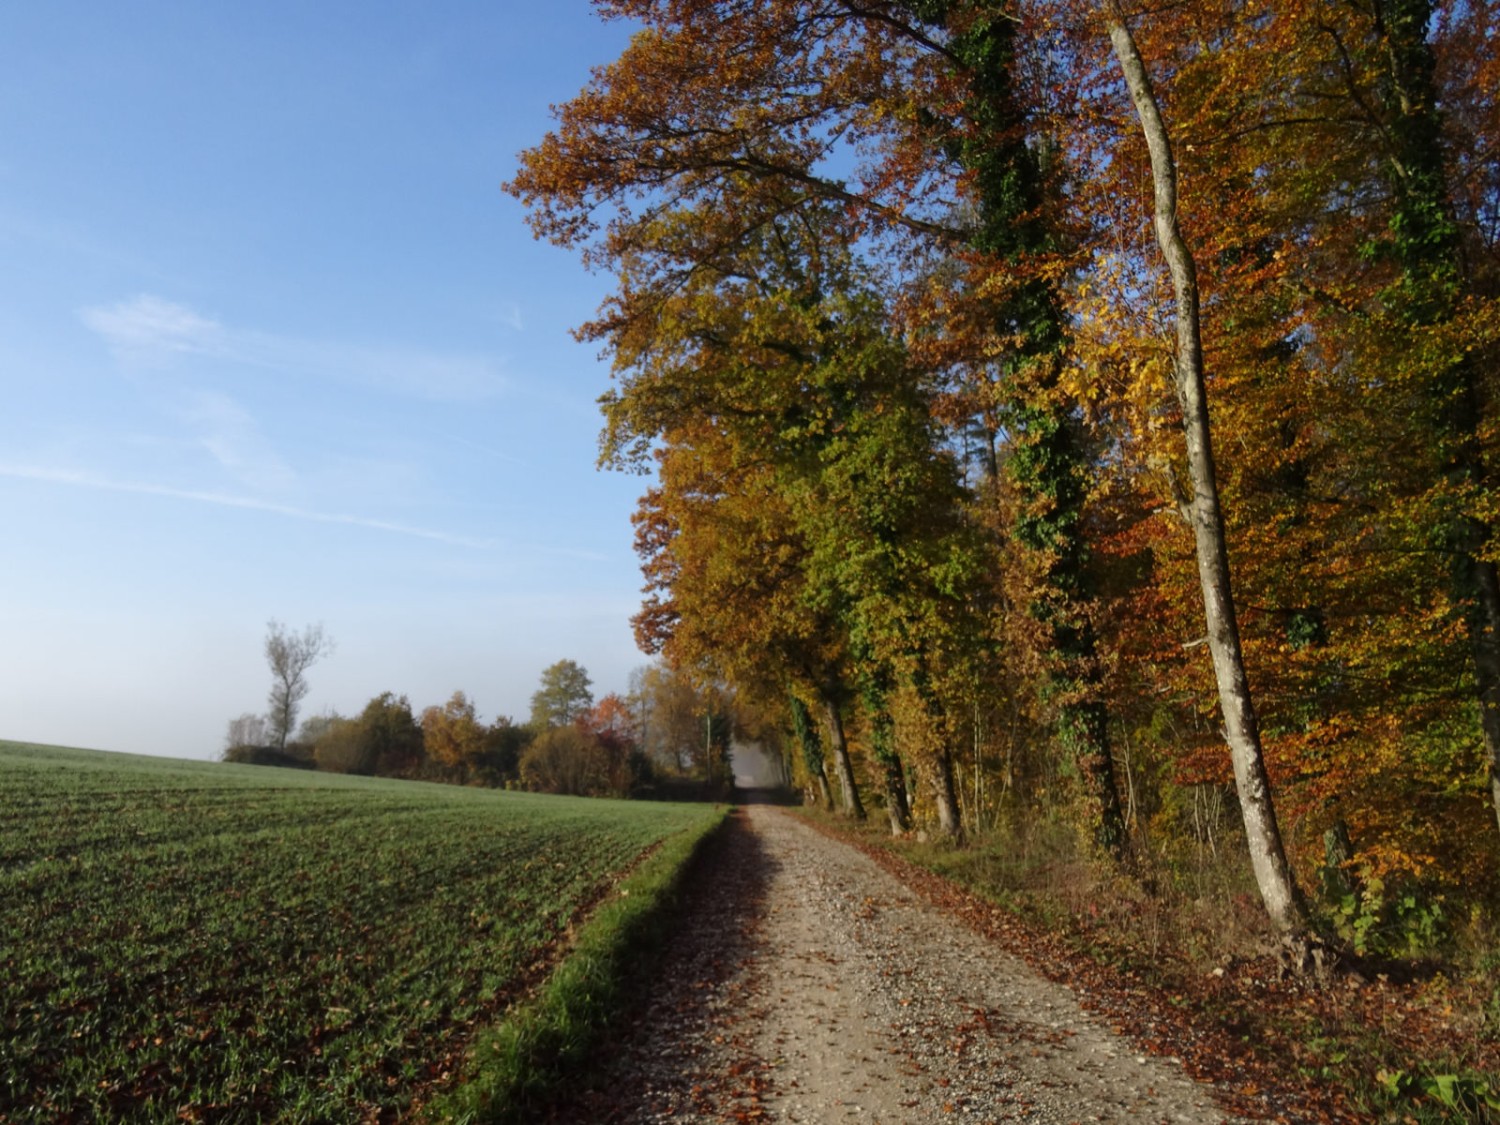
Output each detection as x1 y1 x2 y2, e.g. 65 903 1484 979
1104 7 1308 936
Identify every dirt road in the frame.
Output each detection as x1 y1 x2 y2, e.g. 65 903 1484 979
546 805 1248 1124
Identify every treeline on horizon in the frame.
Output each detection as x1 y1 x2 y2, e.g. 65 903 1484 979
223 658 747 802
504 0 1500 955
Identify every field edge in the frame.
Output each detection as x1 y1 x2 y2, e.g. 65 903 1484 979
419 804 732 1124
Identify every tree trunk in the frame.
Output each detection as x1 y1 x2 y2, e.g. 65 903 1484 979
1105 8 1309 937
816 766 834 810
1063 696 1128 862
1370 0 1500 838
925 1 1130 864
823 696 867 819
931 747 964 842
1459 532 1500 837
882 755 911 835
862 683 911 834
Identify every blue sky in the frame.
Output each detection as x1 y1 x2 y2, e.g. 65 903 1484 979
0 3 655 759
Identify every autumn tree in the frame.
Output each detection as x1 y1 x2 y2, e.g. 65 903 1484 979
1098 3 1309 938
519 721 645 797
903 0 1130 858
599 199 1001 830
508 2 1117 840
625 661 741 794
511 0 1500 929
1360 0 1500 833
520 725 611 796
587 692 638 741
307 714 364 774
422 691 486 773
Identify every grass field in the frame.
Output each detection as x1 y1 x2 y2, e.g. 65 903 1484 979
0 740 722 1122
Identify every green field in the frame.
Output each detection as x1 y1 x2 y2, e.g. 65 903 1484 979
0 740 720 1122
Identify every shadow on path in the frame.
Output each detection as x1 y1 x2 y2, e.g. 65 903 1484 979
732 785 801 806
540 807 777 1124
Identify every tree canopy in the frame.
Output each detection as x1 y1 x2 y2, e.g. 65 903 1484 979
509 0 1500 945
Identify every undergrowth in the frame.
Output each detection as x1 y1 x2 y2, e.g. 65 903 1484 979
799 802 1500 1123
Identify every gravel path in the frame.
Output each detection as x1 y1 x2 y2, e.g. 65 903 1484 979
546 805 1247 1124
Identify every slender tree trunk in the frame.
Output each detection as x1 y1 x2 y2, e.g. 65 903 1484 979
862 681 911 834
822 696 867 819
1105 8 1309 937
1471 551 1500 834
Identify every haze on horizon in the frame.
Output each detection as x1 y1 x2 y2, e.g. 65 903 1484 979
0 3 654 760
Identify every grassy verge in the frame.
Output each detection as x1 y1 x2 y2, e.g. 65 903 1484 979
794 806 1500 1123
422 805 730 1124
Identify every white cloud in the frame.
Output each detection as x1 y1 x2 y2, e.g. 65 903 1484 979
81 295 225 360
0 462 495 548
0 462 614 561
178 390 296 492
80 294 509 402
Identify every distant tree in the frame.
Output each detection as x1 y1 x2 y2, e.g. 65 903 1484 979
223 713 268 755
264 621 333 752
626 661 735 780
301 693 424 777
518 721 646 797
474 717 530 785
421 691 486 773
627 663 700 770
586 692 637 740
296 711 343 747
528 660 594 730
357 692 425 777
307 715 366 774
520 724 609 795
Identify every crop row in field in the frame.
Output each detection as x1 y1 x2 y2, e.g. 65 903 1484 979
0 741 719 1122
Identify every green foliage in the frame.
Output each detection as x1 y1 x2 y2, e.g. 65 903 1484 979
476 719 531 786
357 691 427 777
1329 874 1450 958
1378 1069 1500 1120
0 740 718 1121
529 660 595 731
789 691 825 778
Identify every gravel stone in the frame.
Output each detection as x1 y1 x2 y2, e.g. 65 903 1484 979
545 805 1252 1124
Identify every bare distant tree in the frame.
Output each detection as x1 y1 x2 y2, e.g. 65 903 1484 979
224 712 268 753
265 620 333 751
